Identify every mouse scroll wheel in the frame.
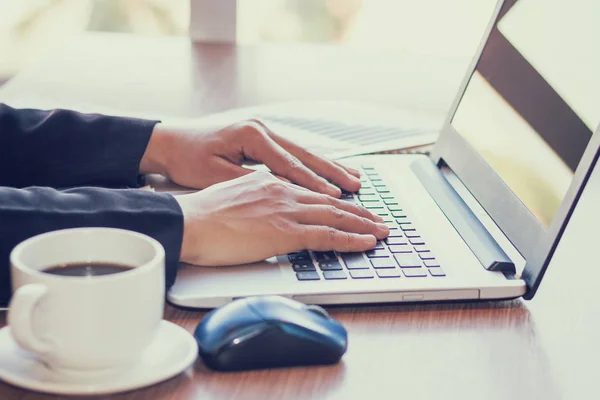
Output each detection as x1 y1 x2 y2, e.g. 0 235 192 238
306 305 330 319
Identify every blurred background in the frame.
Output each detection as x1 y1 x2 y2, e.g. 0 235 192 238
0 0 494 83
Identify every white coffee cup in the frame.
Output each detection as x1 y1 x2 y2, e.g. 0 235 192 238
7 228 165 377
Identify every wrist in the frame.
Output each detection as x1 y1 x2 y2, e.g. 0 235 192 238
173 194 196 264
139 123 172 176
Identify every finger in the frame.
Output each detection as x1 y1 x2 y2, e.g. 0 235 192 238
295 191 385 223
199 156 257 187
301 226 377 253
265 131 361 193
242 123 342 197
295 205 389 239
334 161 360 178
271 173 292 183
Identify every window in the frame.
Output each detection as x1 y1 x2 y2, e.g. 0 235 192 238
0 0 189 80
192 0 497 56
1 1 496 81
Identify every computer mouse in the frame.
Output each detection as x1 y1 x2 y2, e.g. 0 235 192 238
194 295 348 371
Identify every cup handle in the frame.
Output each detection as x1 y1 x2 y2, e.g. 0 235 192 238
7 284 52 355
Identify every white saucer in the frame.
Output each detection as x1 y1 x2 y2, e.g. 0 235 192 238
0 320 198 396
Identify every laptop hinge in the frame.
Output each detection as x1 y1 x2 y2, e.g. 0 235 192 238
410 158 516 275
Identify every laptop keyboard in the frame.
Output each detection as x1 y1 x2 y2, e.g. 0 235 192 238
288 166 446 281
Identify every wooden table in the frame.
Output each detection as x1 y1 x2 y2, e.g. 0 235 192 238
1 33 599 400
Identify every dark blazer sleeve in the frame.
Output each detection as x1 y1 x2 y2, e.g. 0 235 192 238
0 104 184 306
0 187 184 307
0 103 158 188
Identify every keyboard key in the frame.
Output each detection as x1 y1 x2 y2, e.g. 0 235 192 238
385 222 398 229
341 198 356 204
373 182 387 188
365 204 385 210
313 251 337 262
413 245 430 253
291 258 312 266
403 268 428 278
358 188 375 195
386 237 408 245
424 259 440 267
370 257 397 269
383 199 398 205
375 241 385 250
362 165 376 170
419 252 435 261
288 251 311 262
380 193 395 199
405 231 421 238
382 218 394 224
429 267 446 277
319 261 343 271
365 170 379 176
388 244 412 253
376 186 390 193
369 176 383 182
350 269 375 279
376 211 391 217
409 237 425 245
394 253 422 268
388 231 405 238
377 268 402 278
323 270 347 280
363 200 384 206
340 192 354 200
400 223 416 232
358 194 379 202
296 271 320 281
292 263 316 272
366 249 389 258
387 205 403 211
341 253 370 269
391 211 406 218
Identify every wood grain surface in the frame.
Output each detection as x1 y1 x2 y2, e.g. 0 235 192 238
1 33 597 400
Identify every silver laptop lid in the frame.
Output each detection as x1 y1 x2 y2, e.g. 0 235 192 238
430 0 600 298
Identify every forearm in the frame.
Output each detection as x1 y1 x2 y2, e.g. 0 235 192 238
0 186 184 306
0 104 159 188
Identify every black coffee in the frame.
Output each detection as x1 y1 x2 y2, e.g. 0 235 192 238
42 262 134 277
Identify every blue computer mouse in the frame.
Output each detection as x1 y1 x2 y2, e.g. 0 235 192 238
194 295 348 371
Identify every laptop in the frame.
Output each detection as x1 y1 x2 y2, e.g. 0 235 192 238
167 0 600 308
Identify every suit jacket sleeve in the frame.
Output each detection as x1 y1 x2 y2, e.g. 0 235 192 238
0 103 158 188
0 105 184 306
0 187 184 306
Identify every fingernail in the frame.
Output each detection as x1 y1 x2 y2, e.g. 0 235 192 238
364 235 377 247
329 184 342 197
376 223 389 233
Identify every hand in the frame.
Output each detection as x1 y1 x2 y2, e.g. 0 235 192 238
139 119 361 197
174 171 388 266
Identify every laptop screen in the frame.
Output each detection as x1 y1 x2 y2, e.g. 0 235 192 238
451 0 599 227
